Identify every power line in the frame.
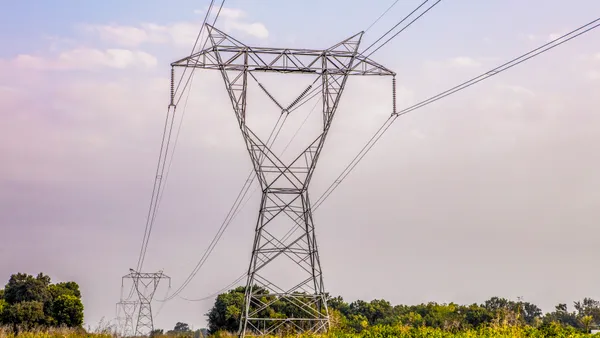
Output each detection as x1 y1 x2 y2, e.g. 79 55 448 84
361 0 440 57
364 0 400 33
158 72 323 301
134 0 219 273
168 1 439 302
365 0 441 59
172 0 218 106
313 16 600 211
160 80 324 302
158 91 291 301
135 105 177 271
125 0 224 304
174 98 323 303
178 274 246 302
175 16 600 305
160 115 289 301
164 32 390 333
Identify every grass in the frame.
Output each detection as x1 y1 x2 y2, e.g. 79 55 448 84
2 324 600 338
0 327 111 338
204 324 600 337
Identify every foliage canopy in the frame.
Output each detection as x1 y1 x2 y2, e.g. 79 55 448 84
0 273 84 330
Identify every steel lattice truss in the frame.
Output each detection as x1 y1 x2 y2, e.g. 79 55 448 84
122 270 170 336
172 25 394 337
116 300 138 337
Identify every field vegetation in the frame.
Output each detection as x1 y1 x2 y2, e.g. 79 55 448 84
3 273 600 337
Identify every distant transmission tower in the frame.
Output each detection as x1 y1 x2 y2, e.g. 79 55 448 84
122 269 171 336
172 25 394 336
116 300 138 337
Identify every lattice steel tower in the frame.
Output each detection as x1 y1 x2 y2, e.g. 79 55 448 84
116 300 138 337
122 269 170 336
172 25 394 337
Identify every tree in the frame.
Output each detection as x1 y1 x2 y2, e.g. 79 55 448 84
174 322 191 332
346 313 369 333
543 303 578 328
166 322 193 337
206 285 280 334
483 297 512 312
347 299 393 326
0 272 84 329
3 273 51 305
581 315 594 333
518 301 543 325
48 282 81 299
0 299 7 319
574 298 600 325
52 294 84 327
206 286 246 333
1 301 46 329
327 295 350 315
150 329 164 337
463 303 493 328
205 286 600 335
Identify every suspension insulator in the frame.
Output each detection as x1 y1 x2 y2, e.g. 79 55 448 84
287 85 313 111
170 67 175 107
392 76 397 115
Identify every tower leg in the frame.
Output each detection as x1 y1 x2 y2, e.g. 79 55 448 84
240 188 329 337
136 301 154 336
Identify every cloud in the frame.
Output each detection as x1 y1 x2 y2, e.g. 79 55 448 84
548 33 562 41
204 6 269 39
84 7 268 49
224 21 269 40
520 32 567 43
9 48 157 71
450 57 481 68
210 7 246 20
423 57 483 75
577 52 600 81
498 84 535 97
82 22 203 47
83 24 151 47
518 33 538 42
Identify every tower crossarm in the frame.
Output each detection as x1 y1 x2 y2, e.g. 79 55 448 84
171 46 395 76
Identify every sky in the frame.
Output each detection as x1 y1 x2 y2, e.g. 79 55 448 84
1 0 600 332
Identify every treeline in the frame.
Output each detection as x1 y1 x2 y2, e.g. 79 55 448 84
151 322 208 338
326 296 597 332
206 286 600 334
0 273 84 332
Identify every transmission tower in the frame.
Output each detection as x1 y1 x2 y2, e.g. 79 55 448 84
172 25 394 337
116 300 138 337
122 269 171 336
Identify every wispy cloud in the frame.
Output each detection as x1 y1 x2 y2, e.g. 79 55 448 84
83 6 269 48
450 56 481 68
9 48 157 71
197 6 269 39
81 22 203 47
548 32 563 41
498 84 536 97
